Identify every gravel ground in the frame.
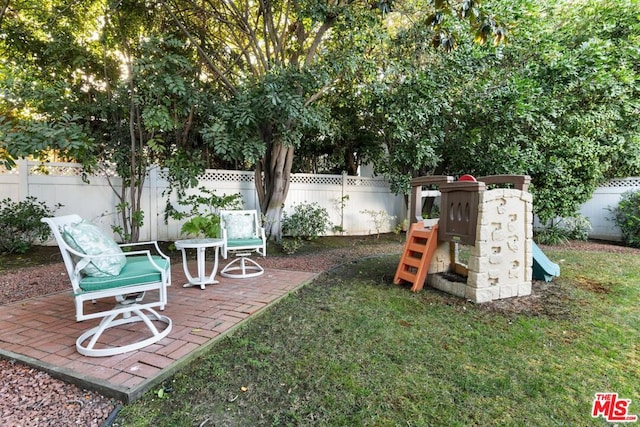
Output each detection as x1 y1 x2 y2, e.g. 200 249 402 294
0 239 636 426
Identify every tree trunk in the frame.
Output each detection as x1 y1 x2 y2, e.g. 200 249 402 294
256 139 294 241
344 150 358 175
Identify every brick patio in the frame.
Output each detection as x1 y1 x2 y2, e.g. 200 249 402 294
0 262 317 402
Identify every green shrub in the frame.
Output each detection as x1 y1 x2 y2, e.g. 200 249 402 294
611 190 640 248
280 238 303 255
534 214 591 246
361 209 396 238
534 223 570 246
0 197 61 254
562 215 591 241
282 202 330 240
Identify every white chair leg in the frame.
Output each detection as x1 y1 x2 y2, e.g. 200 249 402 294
220 253 264 279
76 307 172 357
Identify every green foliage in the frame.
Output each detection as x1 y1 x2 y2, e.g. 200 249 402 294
280 238 303 255
423 204 440 219
0 114 92 169
201 68 333 167
562 215 592 241
1 14 210 241
166 187 243 238
358 0 640 223
282 202 330 240
360 209 396 238
110 201 145 243
2 0 638 242
535 215 592 246
0 197 61 254
365 72 449 196
611 190 640 248
332 195 350 235
535 223 570 246
436 0 640 223
180 215 221 239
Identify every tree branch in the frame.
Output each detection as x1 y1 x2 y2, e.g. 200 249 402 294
159 0 238 95
0 0 10 30
226 0 270 73
276 0 292 64
304 16 336 66
259 0 284 67
304 81 334 107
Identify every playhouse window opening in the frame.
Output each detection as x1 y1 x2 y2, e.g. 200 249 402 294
456 243 472 266
450 242 471 278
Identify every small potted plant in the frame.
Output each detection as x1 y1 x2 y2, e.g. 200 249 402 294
180 214 221 238
166 187 243 238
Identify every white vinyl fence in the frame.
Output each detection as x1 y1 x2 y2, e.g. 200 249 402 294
0 160 406 242
577 177 640 242
2 160 638 242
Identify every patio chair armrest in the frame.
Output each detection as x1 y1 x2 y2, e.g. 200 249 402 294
122 249 169 273
221 229 228 259
119 241 170 261
255 227 266 255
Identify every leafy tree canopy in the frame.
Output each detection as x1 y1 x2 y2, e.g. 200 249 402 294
358 0 640 223
2 0 637 235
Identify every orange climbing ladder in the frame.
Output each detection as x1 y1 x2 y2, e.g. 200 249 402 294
393 223 438 292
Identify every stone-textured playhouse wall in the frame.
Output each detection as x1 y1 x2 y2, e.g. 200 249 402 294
427 186 533 303
467 188 533 302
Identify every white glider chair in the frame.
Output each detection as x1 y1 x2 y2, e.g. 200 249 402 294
219 210 266 278
41 215 172 357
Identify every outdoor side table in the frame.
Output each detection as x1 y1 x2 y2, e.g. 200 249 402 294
174 238 225 289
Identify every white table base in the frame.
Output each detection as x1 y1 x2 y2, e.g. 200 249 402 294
175 239 224 289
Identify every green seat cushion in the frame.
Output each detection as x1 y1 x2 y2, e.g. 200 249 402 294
78 255 169 293
227 238 263 248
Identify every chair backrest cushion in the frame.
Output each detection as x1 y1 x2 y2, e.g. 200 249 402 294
222 212 256 240
62 221 126 277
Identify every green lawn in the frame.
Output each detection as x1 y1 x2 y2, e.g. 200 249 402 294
116 247 639 426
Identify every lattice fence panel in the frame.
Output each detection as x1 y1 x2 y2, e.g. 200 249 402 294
603 178 640 188
199 170 254 183
346 177 389 187
290 174 342 185
29 164 85 177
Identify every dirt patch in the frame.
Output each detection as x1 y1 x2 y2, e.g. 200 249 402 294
573 275 611 294
477 280 576 320
0 245 63 272
431 239 640 318
545 239 640 254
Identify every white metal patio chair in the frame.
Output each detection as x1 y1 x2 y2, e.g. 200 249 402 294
219 210 266 278
41 214 172 357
